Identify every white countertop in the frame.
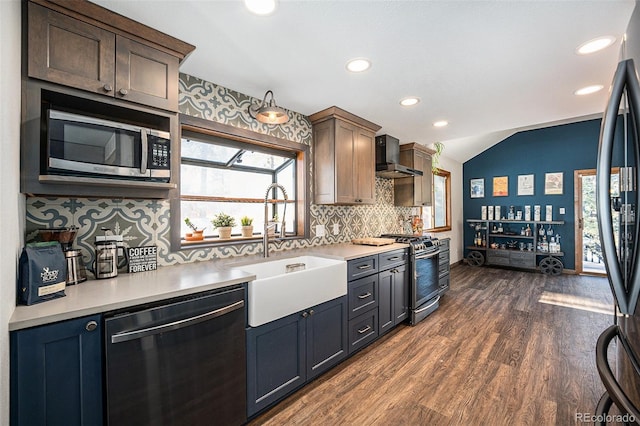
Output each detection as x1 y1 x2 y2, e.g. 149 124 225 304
9 242 408 331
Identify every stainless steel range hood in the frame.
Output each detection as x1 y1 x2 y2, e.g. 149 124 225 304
375 135 424 178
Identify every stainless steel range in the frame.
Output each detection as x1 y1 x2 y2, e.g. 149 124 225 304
381 234 441 325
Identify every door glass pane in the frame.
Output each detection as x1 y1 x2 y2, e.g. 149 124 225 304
582 173 618 273
433 174 446 228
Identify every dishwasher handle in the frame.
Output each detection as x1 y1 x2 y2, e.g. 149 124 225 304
111 300 244 344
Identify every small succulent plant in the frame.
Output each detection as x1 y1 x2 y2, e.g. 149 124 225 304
211 212 236 228
240 216 253 226
184 217 205 232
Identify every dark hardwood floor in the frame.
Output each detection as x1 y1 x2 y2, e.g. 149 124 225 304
249 264 618 425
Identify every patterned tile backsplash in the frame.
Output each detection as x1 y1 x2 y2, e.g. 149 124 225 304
25 74 415 270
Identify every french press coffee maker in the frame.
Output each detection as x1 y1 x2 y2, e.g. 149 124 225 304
93 229 118 279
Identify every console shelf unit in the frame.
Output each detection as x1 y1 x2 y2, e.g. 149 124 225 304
465 219 565 275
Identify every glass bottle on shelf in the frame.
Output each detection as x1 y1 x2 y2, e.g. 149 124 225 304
498 223 503 233
539 224 545 237
520 227 526 236
547 224 553 236
482 235 486 247
525 224 532 236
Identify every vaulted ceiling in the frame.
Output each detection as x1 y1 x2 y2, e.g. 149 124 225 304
95 0 636 162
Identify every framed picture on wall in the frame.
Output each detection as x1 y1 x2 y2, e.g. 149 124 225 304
470 178 484 198
545 172 563 195
493 176 508 196
517 174 534 196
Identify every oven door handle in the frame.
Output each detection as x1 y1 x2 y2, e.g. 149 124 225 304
415 250 440 260
414 296 440 314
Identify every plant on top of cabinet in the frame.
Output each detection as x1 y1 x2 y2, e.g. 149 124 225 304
309 107 381 205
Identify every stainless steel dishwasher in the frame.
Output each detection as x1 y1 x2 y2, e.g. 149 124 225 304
104 285 246 425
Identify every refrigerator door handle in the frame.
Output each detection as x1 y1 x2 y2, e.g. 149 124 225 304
595 325 640 420
597 59 640 315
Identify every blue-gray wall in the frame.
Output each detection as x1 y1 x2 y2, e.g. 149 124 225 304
463 118 607 270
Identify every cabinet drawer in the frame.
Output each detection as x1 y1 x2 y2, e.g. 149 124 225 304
438 268 449 279
348 275 378 320
487 250 510 265
439 274 450 293
348 310 378 354
509 251 535 268
347 255 378 280
438 250 450 267
510 251 535 261
379 249 408 270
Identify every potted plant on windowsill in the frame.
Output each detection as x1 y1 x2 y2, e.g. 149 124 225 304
184 218 205 241
240 216 254 238
211 213 236 239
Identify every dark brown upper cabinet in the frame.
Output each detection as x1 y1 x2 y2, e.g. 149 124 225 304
310 107 381 205
394 143 434 206
27 0 194 112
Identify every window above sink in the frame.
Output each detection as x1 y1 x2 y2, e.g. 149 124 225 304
170 115 310 250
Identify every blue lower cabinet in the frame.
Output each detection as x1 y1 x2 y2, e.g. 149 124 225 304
247 296 347 417
10 314 103 426
306 296 348 380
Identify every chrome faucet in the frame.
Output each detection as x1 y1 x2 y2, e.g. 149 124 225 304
263 183 288 257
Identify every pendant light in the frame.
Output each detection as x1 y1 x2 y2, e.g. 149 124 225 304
248 90 290 124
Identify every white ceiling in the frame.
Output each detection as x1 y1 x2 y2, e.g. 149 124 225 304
95 0 636 163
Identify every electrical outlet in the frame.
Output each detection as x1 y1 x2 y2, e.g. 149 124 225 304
315 225 325 237
332 223 340 235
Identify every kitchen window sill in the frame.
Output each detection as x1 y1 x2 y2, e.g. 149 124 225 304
179 235 299 250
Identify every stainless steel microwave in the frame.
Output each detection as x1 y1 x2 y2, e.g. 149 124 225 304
45 110 171 182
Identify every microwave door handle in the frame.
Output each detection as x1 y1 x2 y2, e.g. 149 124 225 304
140 129 148 175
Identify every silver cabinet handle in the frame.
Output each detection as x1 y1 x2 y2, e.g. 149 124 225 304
358 292 372 299
302 311 309 318
357 264 372 270
85 321 98 332
111 300 244 344
309 309 314 315
357 325 371 334
387 256 400 261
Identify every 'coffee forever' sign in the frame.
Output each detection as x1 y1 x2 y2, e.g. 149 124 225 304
128 246 158 273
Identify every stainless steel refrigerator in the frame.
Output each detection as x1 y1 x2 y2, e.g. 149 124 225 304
595 5 640 423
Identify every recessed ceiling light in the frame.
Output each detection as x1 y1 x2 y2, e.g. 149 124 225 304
576 36 616 55
244 0 277 16
575 85 604 95
433 120 448 128
400 97 420 107
346 58 371 73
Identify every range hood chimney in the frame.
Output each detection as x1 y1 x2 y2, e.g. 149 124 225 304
375 135 424 179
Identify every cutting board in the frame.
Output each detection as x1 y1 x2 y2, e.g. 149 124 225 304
351 237 396 246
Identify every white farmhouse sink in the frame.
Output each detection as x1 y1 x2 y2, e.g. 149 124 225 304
234 255 347 327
